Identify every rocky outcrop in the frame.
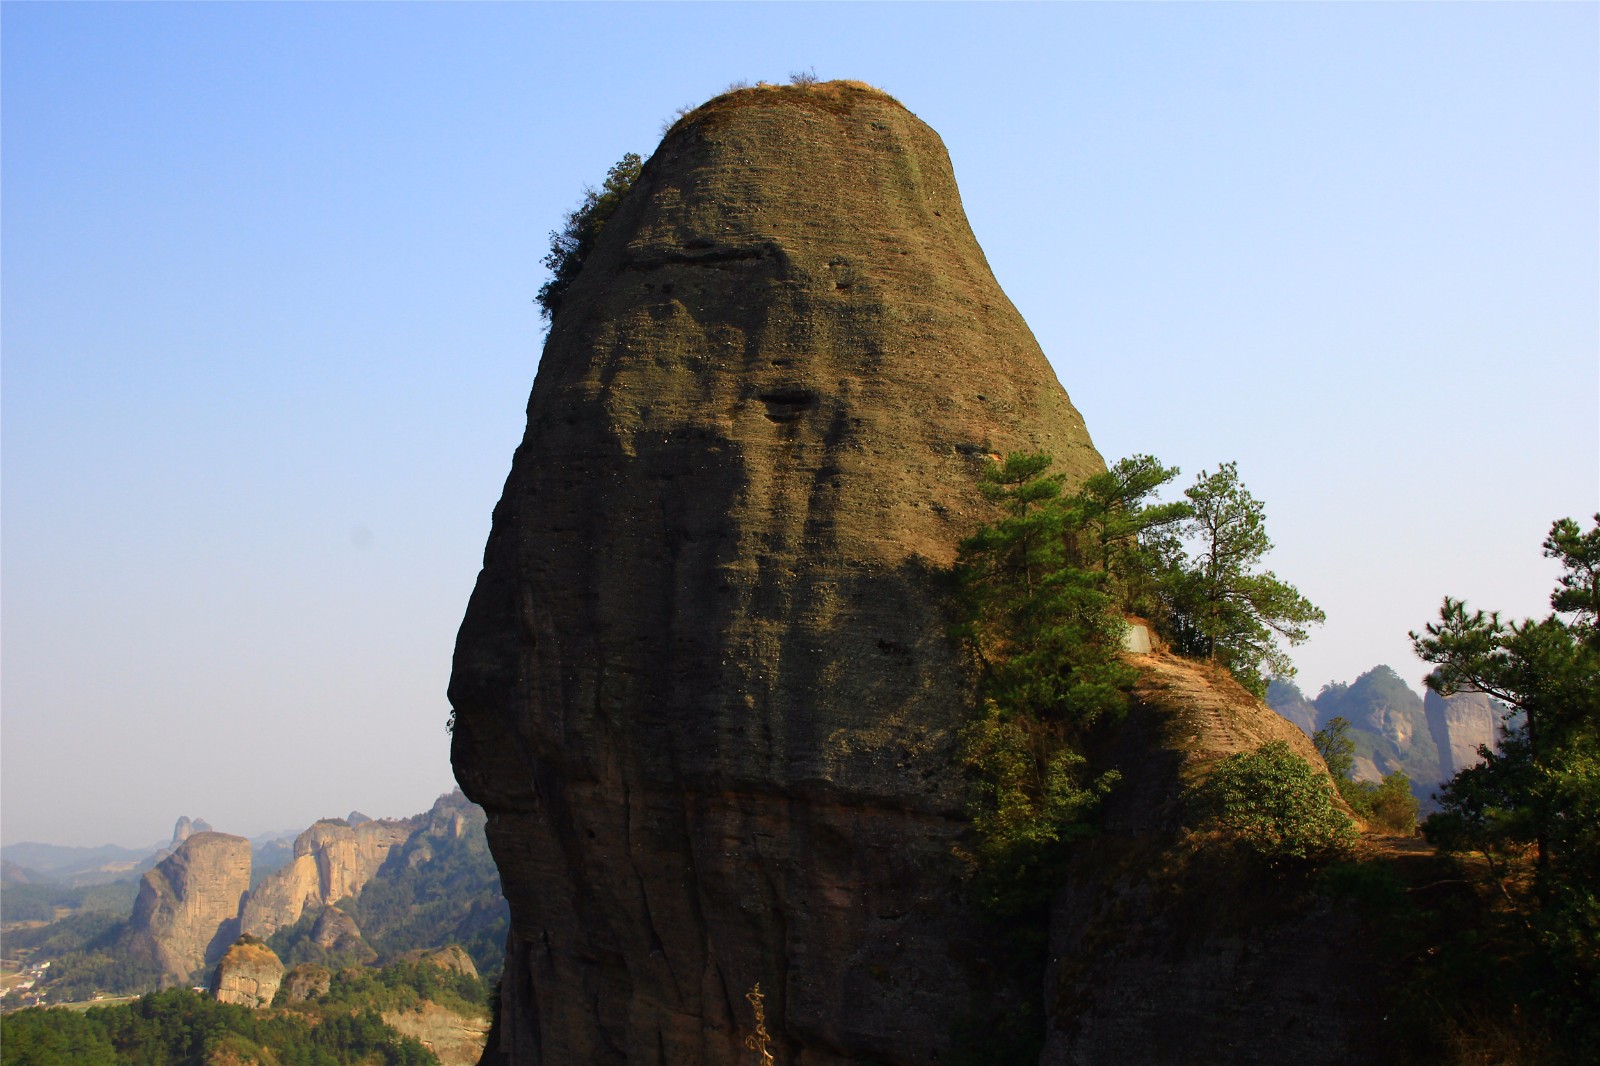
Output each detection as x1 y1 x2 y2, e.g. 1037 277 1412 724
282 963 332 1003
1425 687 1506 778
383 1000 491 1066
1043 652 1378 1064
126 832 251 986
309 904 375 962
210 936 284 1008
450 80 1102 1064
240 818 411 937
399 944 479 979
1276 666 1508 793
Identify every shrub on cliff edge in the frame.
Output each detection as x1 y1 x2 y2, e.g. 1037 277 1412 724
1191 741 1357 870
536 153 642 321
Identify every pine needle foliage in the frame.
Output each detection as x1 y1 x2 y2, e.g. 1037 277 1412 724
953 453 1145 917
1413 514 1600 1050
1157 462 1325 696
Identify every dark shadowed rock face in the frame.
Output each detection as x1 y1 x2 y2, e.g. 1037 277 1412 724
450 81 1101 1065
1043 653 1381 1065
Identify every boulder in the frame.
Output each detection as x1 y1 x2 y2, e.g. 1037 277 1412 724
382 1000 490 1066
398 944 479 979
210 936 284 1008
310 904 374 961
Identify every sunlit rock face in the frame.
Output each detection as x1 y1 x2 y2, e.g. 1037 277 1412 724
449 81 1100 1065
240 818 410 938
127 831 251 986
210 937 285 1008
1424 688 1505 777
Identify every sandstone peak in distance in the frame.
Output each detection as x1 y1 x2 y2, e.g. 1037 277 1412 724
450 79 1102 1064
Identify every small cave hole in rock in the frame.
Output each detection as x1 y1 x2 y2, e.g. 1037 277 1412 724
758 388 817 423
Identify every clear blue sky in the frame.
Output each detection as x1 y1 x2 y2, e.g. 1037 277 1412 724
4 3 1595 847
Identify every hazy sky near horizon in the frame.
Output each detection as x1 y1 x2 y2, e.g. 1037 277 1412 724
4 3 1595 848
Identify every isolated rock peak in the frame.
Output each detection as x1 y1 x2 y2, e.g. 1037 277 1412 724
451 79 1101 1063
127 831 251 986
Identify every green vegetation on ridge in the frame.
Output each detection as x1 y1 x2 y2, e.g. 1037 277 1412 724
535 153 642 322
950 451 1332 1060
1314 715 1421 833
2 983 442 1066
954 451 1329 914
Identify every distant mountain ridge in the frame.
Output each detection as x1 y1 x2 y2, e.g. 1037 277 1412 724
3 790 508 1004
0 841 166 886
1268 665 1508 801
3 817 297 890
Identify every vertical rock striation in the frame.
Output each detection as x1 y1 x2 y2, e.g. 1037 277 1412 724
450 81 1101 1065
240 818 411 938
126 831 251 986
1424 688 1505 778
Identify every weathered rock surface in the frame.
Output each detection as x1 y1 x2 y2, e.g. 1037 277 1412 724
125 831 251 986
384 1000 491 1066
309 904 375 962
400 944 480 979
1424 687 1505 778
1043 652 1379 1064
210 936 284 1008
282 963 332 1003
240 818 411 937
450 80 1101 1065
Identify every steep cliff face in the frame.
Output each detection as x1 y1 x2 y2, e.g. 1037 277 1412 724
1424 688 1505 778
240 818 411 937
1316 666 1441 787
210 936 285 1008
126 831 251 986
450 81 1101 1065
